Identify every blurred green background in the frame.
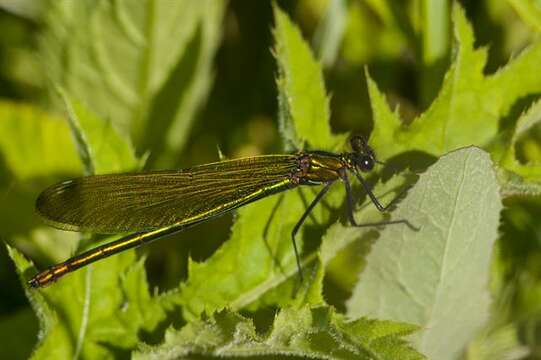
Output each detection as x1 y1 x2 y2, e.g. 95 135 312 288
0 0 540 359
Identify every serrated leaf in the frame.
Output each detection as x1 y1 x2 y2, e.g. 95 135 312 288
172 4 349 320
134 305 424 360
172 167 409 320
59 89 138 175
40 0 225 165
6 245 69 359
489 97 541 197
346 147 502 360
496 99 541 194
369 4 541 162
173 191 335 320
9 101 167 359
498 168 541 197
10 244 165 360
273 4 346 151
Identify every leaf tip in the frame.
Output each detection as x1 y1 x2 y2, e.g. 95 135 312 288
452 2 474 49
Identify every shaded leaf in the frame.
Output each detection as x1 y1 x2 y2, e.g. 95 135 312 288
313 0 347 67
341 0 408 64
319 172 413 288
507 0 541 32
347 147 502 360
464 323 530 360
496 99 541 195
0 307 38 360
40 0 225 164
58 89 138 175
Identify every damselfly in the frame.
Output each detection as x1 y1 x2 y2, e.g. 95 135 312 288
29 136 411 288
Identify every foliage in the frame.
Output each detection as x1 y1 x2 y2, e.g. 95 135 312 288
134 306 422 360
0 1 540 359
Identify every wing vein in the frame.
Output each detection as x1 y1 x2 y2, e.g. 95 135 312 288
36 155 299 232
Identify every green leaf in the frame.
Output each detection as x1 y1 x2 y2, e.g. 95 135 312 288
342 1 408 64
172 4 351 320
173 191 333 320
40 0 225 164
58 89 139 175
0 100 82 180
0 308 38 360
419 0 450 65
6 245 68 358
417 0 451 106
464 323 530 360
498 99 541 182
134 305 424 360
369 3 541 161
313 0 347 67
346 147 502 360
319 172 412 288
10 244 165 360
8 98 167 359
507 0 541 32
498 168 541 197
273 3 346 151
489 98 541 197
0 0 42 19
0 101 82 260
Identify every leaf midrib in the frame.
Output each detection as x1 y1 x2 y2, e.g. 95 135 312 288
420 150 470 349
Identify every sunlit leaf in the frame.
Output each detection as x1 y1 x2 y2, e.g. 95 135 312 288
273 3 346 151
7 97 166 359
134 306 424 360
172 4 347 320
369 4 541 161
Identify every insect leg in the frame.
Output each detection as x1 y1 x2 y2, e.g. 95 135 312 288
291 180 335 282
343 171 414 229
353 171 408 212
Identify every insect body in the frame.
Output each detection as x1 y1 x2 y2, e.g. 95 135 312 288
29 136 409 288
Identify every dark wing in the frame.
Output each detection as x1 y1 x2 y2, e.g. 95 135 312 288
36 155 299 233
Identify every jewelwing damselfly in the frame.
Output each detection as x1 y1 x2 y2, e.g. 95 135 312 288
29 136 411 288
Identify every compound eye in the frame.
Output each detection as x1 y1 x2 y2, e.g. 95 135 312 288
359 156 374 171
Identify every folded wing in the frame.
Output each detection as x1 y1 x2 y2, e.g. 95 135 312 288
36 155 298 233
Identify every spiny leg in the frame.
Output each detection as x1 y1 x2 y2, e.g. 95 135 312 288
291 180 335 283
